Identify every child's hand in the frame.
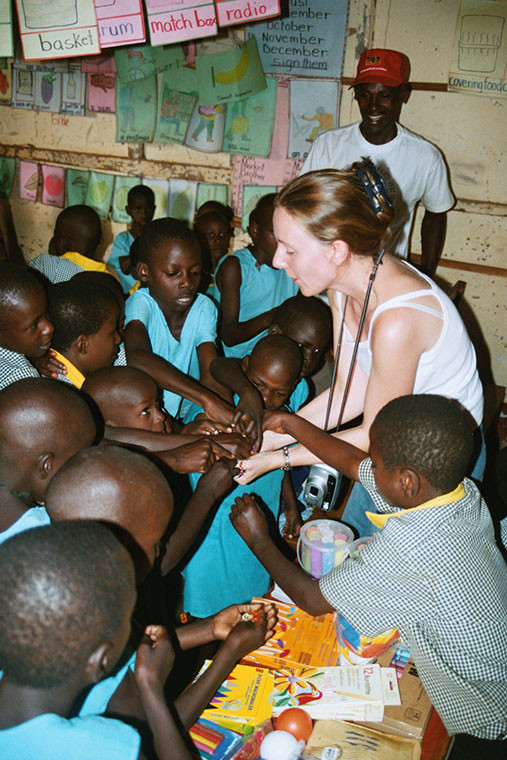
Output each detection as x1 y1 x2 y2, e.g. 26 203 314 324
231 388 265 452
230 493 270 549
263 410 291 436
30 349 67 379
203 395 235 430
181 419 231 436
223 604 277 660
135 625 174 690
282 506 303 540
210 602 276 641
160 438 222 474
233 451 273 485
197 458 236 501
210 432 251 459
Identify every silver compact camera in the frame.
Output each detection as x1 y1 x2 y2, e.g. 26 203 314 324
303 464 342 511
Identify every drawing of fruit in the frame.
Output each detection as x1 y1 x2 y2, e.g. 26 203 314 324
41 73 56 104
25 171 39 192
89 181 108 204
214 44 250 85
90 74 115 92
45 173 63 197
116 185 131 209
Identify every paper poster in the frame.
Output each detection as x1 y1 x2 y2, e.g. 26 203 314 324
145 0 217 46
196 36 266 105
41 165 65 207
11 65 35 109
196 183 228 208
216 0 280 28
289 78 339 160
115 75 157 142
81 52 117 73
231 154 302 218
0 157 16 198
112 175 142 222
168 178 198 224
153 44 187 72
66 169 90 205
241 184 277 230
0 2 13 57
87 71 116 112
0 61 12 106
268 77 289 160
15 0 101 61
95 0 146 48
19 161 39 201
223 75 277 156
61 70 86 115
247 0 348 79
114 44 157 82
34 70 62 112
168 62 199 94
184 99 226 152
142 178 169 219
449 0 507 97
154 76 196 144
85 170 115 219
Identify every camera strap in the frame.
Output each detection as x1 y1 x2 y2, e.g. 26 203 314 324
324 247 385 432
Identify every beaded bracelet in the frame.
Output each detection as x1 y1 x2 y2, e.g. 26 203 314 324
281 446 292 471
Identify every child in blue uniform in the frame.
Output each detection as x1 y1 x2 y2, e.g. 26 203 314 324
215 193 299 358
109 185 155 293
182 334 306 618
124 218 233 426
0 521 193 760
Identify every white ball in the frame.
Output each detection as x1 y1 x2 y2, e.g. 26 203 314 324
260 730 301 760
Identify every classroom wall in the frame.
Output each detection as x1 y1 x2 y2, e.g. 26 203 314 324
1 0 505 388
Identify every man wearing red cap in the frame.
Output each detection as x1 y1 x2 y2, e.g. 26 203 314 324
302 49 454 276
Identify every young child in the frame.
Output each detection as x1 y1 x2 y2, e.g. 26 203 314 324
124 217 234 426
0 262 53 390
0 377 96 544
231 394 507 756
182 334 305 618
29 205 116 284
45 445 276 732
194 210 233 298
48 280 122 389
0 521 194 760
109 185 156 293
215 193 298 358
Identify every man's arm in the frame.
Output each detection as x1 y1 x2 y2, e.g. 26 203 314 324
419 210 447 276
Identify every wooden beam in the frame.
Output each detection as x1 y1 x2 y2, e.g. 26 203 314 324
342 77 448 92
410 253 506 278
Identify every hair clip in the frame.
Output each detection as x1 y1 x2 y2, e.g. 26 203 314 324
355 161 393 214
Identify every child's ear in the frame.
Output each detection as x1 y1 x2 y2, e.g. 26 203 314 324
329 239 349 266
86 641 115 684
38 452 55 480
399 467 420 499
137 262 149 283
268 323 282 336
241 355 250 373
248 222 258 243
76 335 89 355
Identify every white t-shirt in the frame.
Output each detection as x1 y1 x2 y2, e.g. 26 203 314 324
302 122 454 258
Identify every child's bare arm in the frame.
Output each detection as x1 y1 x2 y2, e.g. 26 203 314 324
210 357 264 451
175 602 273 650
217 257 277 347
230 494 335 617
281 471 302 540
124 320 235 426
197 342 233 403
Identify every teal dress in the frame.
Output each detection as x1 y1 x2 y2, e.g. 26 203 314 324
181 380 309 617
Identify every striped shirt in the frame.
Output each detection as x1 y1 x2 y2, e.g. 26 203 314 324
29 253 83 284
320 458 507 739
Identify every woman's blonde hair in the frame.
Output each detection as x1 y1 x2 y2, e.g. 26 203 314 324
275 158 394 257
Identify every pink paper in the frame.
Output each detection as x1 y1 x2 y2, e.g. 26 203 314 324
215 0 280 27
19 161 39 202
87 71 116 112
41 165 65 208
94 0 145 47
81 53 117 73
231 154 302 215
145 0 217 45
268 77 289 160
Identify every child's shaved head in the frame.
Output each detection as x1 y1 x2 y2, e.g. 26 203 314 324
83 366 166 432
0 378 97 501
0 262 53 358
270 294 331 376
0 521 135 688
46 446 173 575
243 334 302 410
53 204 102 258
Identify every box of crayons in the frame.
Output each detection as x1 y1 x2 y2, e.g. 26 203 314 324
189 718 242 759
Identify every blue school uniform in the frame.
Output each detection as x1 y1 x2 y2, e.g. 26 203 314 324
125 290 218 418
0 505 50 546
109 231 138 293
215 247 299 358
182 380 309 617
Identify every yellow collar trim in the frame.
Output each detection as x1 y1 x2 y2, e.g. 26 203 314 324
62 251 109 273
52 350 85 390
128 280 141 296
366 483 466 528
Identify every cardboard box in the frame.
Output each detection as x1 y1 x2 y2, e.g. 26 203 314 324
356 644 432 740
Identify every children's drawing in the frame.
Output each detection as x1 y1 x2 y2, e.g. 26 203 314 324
19 161 39 202
289 79 339 160
16 0 100 61
87 72 116 113
0 158 16 198
196 36 266 105
168 179 197 225
184 100 226 153
459 13 504 72
241 184 276 231
112 175 142 223
12 66 34 109
85 171 115 220
154 78 196 144
115 75 156 142
114 44 156 82
41 165 65 207
141 178 169 219
196 183 228 208
223 75 277 157
0 1 13 57
66 170 90 205
34 70 62 112
20 0 78 29
0 63 12 106
61 70 86 115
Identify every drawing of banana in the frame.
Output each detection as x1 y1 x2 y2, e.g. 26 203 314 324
25 172 38 192
214 43 250 85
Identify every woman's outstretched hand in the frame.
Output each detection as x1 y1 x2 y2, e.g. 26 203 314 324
233 451 276 485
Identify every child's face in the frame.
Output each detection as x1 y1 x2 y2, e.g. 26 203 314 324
111 376 167 433
244 355 297 410
195 215 231 267
369 430 400 507
141 239 202 314
280 320 329 377
0 289 54 359
126 194 155 231
83 305 121 373
250 203 277 266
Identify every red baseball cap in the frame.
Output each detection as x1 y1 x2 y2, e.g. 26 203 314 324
352 49 410 87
